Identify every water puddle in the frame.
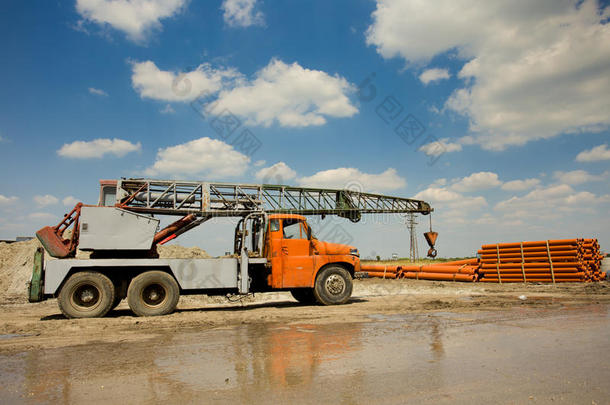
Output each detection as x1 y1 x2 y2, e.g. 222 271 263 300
1 304 609 404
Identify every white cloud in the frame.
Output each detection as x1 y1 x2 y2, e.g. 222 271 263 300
62 196 80 207
414 172 502 223
208 59 358 127
298 168 405 192
132 58 357 128
0 195 18 206
419 138 462 157
253 160 266 167
34 194 59 207
160 104 175 114
75 0 187 42
576 144 610 162
58 138 141 159
501 178 540 191
553 170 604 185
131 61 240 102
144 137 249 178
414 187 461 202
221 0 264 27
430 178 447 187
28 212 56 221
88 87 108 96
419 68 450 85
457 196 488 210
495 184 609 218
474 214 496 225
255 162 297 182
367 0 610 150
450 171 501 192
415 185 488 224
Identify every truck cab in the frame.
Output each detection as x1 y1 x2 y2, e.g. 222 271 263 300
234 213 359 305
262 214 359 305
264 214 360 282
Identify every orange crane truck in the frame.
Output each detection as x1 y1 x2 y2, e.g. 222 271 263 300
28 179 434 318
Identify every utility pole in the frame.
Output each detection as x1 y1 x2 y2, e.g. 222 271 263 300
407 212 419 262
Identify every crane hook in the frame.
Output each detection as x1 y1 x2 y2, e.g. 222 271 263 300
423 214 438 258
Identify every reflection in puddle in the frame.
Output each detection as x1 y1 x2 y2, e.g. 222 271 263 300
0 334 28 340
1 304 609 404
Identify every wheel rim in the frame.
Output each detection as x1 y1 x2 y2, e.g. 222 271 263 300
71 283 101 309
142 283 167 307
325 274 346 296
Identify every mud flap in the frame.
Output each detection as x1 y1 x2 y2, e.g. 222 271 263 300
28 247 45 302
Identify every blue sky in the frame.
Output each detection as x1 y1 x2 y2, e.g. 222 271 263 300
1 0 609 257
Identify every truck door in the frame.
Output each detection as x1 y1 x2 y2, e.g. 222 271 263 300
280 219 315 287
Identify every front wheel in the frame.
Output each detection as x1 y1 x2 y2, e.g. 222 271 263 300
58 271 115 318
127 271 180 317
313 266 353 305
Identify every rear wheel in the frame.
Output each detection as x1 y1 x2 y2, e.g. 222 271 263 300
58 271 115 318
127 271 180 317
290 288 316 304
313 266 353 305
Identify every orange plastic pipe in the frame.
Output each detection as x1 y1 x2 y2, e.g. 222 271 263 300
479 278 583 283
481 239 578 249
479 250 578 258
437 258 479 266
480 262 581 268
479 269 580 274
480 272 585 278
478 249 577 255
480 256 579 263
365 272 397 279
399 265 477 273
360 264 400 272
401 272 475 282
478 245 579 254
399 268 476 275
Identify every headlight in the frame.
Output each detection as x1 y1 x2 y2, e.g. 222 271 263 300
350 248 359 257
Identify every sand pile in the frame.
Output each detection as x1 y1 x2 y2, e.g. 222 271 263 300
157 244 211 259
0 240 210 303
0 239 43 300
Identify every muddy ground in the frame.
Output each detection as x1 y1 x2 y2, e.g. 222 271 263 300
1 279 610 404
0 279 608 354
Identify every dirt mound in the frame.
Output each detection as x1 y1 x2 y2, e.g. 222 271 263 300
157 245 210 259
0 239 42 300
0 240 210 303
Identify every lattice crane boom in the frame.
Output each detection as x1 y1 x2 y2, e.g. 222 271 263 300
113 178 433 221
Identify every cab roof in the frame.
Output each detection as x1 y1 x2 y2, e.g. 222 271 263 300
269 213 306 221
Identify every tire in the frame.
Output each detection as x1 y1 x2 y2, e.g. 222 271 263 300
313 266 353 305
290 288 316 305
127 271 180 317
58 271 115 319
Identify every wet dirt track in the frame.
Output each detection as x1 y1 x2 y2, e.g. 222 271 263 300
0 279 609 404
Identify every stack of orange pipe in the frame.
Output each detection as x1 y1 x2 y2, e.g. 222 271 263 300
580 238 605 281
477 238 603 283
360 264 400 279
396 258 478 282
